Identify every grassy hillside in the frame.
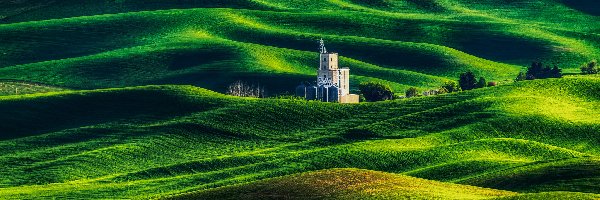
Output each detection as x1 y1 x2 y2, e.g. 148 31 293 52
168 168 518 200
0 80 68 96
168 168 600 200
1 0 599 93
0 77 598 199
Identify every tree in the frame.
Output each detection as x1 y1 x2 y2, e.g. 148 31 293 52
551 65 563 78
541 66 552 79
526 62 543 80
525 61 562 80
459 71 477 91
227 80 265 98
405 87 420 98
476 77 487 89
581 61 598 75
441 81 461 93
359 82 394 102
515 71 526 82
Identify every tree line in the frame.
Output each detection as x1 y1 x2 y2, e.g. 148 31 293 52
226 80 265 98
228 60 598 101
515 62 562 81
358 70 497 101
360 59 600 102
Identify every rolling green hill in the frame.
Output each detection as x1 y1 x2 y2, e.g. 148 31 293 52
1 0 599 93
0 77 598 199
1 0 600 199
167 168 600 200
167 168 519 200
0 80 68 96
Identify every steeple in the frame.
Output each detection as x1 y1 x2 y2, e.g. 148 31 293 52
319 38 327 54
317 38 339 89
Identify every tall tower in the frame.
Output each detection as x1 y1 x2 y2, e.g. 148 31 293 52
296 39 358 103
317 39 349 96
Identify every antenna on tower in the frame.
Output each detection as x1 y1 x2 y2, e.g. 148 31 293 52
319 38 327 54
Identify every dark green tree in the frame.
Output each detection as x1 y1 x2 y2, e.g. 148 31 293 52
515 71 527 81
541 65 552 79
581 61 598 75
476 77 487 88
359 82 394 102
525 61 562 79
459 71 477 91
405 87 420 98
526 62 543 80
441 81 461 93
551 65 563 78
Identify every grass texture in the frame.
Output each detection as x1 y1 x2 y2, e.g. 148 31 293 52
0 77 598 199
1 0 599 93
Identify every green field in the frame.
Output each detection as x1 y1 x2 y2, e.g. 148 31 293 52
1 0 599 199
0 77 598 199
0 81 68 96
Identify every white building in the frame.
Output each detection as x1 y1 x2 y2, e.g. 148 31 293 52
296 39 359 103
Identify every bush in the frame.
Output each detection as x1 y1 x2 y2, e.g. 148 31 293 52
437 87 449 95
526 62 563 79
405 87 420 98
526 62 543 80
459 71 477 91
551 65 563 78
476 77 487 89
515 72 526 82
358 82 394 102
359 95 367 102
581 61 598 75
441 81 461 93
